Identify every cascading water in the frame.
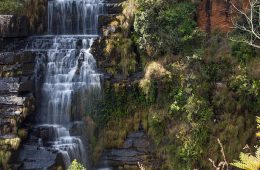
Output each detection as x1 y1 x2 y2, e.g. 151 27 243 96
48 0 103 35
19 0 103 169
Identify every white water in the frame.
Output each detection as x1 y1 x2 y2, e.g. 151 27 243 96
48 0 104 34
25 0 103 168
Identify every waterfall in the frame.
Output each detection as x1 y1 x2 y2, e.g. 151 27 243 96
48 0 104 35
19 0 103 169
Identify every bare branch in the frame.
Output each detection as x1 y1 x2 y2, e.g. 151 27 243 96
229 0 260 49
209 138 229 170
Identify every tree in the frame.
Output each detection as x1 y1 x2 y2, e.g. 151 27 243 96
229 0 260 49
134 1 199 55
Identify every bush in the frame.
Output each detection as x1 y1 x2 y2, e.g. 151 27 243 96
68 160 86 170
231 42 256 63
134 1 200 55
0 0 25 14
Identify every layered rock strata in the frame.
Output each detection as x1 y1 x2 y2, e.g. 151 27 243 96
0 17 35 169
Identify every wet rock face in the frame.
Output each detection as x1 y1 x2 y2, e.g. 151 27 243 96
0 52 35 78
0 15 29 38
98 131 158 170
0 50 36 168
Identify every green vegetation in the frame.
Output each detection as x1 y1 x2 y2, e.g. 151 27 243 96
68 160 86 170
88 0 260 169
0 0 259 169
134 1 203 55
0 0 47 34
0 138 21 169
231 117 260 170
0 0 26 14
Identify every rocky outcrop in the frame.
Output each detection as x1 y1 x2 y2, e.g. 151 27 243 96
0 15 29 38
197 0 249 32
24 0 48 34
97 0 126 34
0 51 36 168
98 130 158 169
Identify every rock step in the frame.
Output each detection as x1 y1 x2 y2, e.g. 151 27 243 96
103 3 123 14
19 145 57 170
0 52 35 65
0 66 35 78
0 77 34 94
0 104 22 112
0 94 34 136
0 111 21 136
97 130 155 169
0 134 17 139
103 0 126 4
0 94 27 106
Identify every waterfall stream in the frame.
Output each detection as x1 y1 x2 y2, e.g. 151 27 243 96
48 0 103 35
19 0 103 169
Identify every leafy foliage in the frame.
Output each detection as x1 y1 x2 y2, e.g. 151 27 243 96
88 0 259 169
231 152 260 170
68 160 86 170
231 117 260 170
0 0 26 14
231 42 256 63
134 1 200 55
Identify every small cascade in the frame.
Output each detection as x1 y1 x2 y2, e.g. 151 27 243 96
18 0 103 169
48 0 104 35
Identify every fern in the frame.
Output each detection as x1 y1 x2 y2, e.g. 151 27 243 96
231 116 260 170
231 152 260 170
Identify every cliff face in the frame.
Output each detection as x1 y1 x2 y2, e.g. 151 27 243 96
0 16 36 169
24 0 48 34
197 0 249 32
0 15 29 37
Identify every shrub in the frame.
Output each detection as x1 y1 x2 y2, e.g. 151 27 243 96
0 0 25 14
134 1 200 55
68 160 86 170
231 117 260 170
231 42 256 63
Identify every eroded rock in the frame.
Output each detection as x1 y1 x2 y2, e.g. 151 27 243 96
98 131 157 170
0 15 29 38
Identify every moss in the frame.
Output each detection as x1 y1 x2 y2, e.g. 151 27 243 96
0 150 11 169
91 117 134 163
103 33 137 77
18 129 28 140
0 138 21 150
0 137 21 168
